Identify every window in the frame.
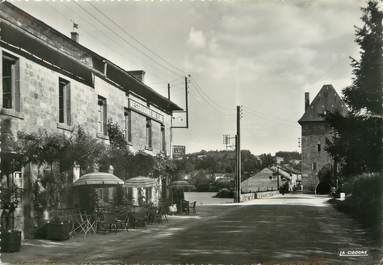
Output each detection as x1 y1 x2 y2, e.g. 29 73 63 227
58 78 71 125
124 108 132 142
2 53 20 110
161 125 166 153
312 162 317 171
98 96 107 135
317 142 321 152
146 118 152 149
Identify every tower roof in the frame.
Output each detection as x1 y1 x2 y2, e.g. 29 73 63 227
298 84 348 124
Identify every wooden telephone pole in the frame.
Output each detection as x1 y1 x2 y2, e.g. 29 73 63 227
235 105 242 203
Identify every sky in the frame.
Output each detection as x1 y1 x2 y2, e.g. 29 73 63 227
12 0 364 155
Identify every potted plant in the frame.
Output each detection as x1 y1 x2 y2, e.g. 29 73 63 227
45 216 71 241
1 183 22 252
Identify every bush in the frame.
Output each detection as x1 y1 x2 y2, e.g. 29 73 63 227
215 188 234 198
338 173 382 244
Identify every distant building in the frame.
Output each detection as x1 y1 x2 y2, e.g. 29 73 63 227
241 168 278 193
298 85 347 193
276 156 284 164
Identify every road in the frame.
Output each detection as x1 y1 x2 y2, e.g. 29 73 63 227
2 194 382 264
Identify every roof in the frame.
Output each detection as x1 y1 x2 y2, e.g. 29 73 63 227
298 84 348 124
241 168 277 193
0 2 182 112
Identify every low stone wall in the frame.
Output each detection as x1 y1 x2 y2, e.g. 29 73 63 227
240 193 255 202
241 190 280 201
254 190 280 199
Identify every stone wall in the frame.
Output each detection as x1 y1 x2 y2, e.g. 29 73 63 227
0 47 173 238
0 47 172 155
240 191 280 201
301 123 333 193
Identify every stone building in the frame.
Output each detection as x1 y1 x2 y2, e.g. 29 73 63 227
298 84 347 193
0 2 182 237
0 2 181 155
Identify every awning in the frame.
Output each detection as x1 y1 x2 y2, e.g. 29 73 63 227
73 172 124 187
124 176 157 188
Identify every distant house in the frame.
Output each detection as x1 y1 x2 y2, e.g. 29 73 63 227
290 159 301 165
215 174 233 183
271 166 301 190
276 156 284 164
298 84 347 193
241 168 278 193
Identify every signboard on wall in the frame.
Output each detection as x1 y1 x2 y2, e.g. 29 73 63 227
171 111 187 128
172 145 186 159
129 98 164 123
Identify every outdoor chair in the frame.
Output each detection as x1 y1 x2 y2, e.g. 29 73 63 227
97 211 118 233
146 206 157 225
129 206 148 228
157 206 168 223
181 200 190 215
69 213 87 236
189 201 197 215
112 208 130 232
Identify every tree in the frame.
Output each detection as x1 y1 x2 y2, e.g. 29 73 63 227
326 1 383 177
259 153 274 168
0 119 23 232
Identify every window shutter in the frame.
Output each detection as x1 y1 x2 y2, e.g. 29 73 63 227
103 101 107 135
13 60 21 112
66 83 71 125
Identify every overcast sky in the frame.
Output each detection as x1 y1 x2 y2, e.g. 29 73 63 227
13 0 364 155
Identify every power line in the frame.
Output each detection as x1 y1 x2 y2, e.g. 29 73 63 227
190 84 233 115
191 78 233 113
244 106 297 124
73 2 185 78
50 2 172 85
88 2 186 76
189 88 234 116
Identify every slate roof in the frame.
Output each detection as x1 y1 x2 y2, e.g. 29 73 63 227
298 84 348 124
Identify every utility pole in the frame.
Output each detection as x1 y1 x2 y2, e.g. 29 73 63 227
184 76 189 128
167 83 171 101
236 105 242 203
234 134 238 203
171 75 189 129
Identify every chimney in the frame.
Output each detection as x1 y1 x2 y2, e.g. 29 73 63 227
127 70 145 83
71 32 79 43
305 92 310 111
